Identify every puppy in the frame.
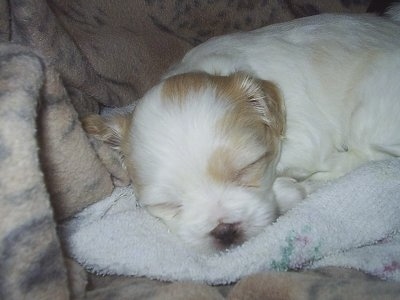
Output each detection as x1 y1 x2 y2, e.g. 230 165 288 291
83 8 400 254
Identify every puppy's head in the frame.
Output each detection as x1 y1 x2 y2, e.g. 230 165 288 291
83 72 285 254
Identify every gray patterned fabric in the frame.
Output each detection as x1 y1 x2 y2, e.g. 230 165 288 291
0 44 69 299
2 0 400 299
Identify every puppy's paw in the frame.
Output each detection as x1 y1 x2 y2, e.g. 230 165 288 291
273 177 307 215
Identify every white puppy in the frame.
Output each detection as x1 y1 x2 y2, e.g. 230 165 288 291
83 8 400 254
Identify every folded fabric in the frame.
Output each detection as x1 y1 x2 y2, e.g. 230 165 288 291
61 159 400 284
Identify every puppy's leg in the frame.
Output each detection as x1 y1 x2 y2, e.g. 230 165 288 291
273 177 307 215
273 177 326 215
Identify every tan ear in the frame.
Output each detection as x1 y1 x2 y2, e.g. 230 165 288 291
232 73 285 136
81 114 130 150
258 79 286 136
81 113 133 187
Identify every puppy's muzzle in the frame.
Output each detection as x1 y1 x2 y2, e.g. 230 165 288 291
210 222 244 249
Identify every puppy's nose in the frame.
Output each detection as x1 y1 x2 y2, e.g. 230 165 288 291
210 222 243 248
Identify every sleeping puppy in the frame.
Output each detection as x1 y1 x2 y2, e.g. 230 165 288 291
82 8 400 254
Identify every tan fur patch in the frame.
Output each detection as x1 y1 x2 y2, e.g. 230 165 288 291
161 72 286 188
105 113 144 193
162 72 285 135
220 74 285 136
81 114 110 138
161 72 255 105
207 146 272 187
203 73 285 187
207 147 238 184
259 80 286 136
82 114 131 149
237 151 270 188
82 113 141 188
161 73 211 105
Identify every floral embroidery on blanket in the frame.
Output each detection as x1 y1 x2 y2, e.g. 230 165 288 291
370 236 400 279
271 225 322 271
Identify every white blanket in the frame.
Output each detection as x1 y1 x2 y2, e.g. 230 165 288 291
61 159 400 284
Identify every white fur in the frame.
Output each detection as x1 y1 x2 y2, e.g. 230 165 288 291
130 85 277 253
123 10 400 253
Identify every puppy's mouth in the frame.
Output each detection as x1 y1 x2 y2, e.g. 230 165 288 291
209 222 245 251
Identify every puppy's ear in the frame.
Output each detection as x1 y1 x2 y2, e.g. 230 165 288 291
81 113 132 186
233 73 286 136
81 114 130 151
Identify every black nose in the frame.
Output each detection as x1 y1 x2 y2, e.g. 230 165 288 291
210 222 243 248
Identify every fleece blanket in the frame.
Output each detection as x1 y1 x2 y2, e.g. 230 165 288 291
62 159 400 284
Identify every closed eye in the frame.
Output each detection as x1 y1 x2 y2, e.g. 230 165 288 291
234 151 270 187
146 202 182 220
149 202 182 210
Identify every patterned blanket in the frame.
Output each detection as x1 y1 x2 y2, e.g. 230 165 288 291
1 0 399 299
